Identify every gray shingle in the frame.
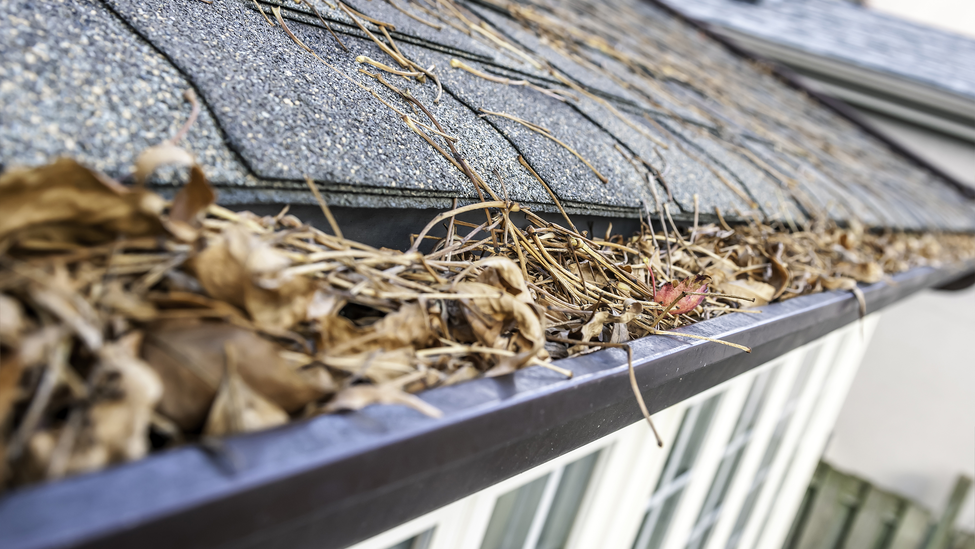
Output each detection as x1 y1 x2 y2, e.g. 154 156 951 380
1 0 972 232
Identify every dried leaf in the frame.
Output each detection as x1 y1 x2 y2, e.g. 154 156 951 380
30 332 163 478
453 281 545 372
0 159 165 243
476 257 533 302
718 279 775 307
834 261 883 284
580 310 610 342
655 275 710 315
133 144 195 186
766 245 791 300
193 225 314 331
204 360 289 437
142 320 332 430
704 257 737 285
99 280 157 321
28 282 103 351
0 293 26 346
0 355 24 433
323 383 442 418
169 166 216 227
820 276 857 291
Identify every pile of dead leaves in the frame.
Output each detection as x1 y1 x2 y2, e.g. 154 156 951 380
1 155 973 492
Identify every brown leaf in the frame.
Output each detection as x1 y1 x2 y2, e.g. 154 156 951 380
453 281 545 372
580 310 610 342
834 261 883 284
28 282 103 351
610 299 643 324
203 354 289 437
718 279 775 307
0 159 165 243
766 245 791 300
133 144 195 185
31 332 164 478
820 276 857 291
476 257 533 302
0 293 26 346
655 275 710 315
319 348 416 383
567 261 610 287
168 166 215 226
141 320 331 430
98 280 158 321
0 354 24 434
82 333 162 462
193 225 314 331
703 257 737 286
323 383 442 418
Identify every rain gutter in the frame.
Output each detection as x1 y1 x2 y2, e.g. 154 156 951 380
0 259 972 549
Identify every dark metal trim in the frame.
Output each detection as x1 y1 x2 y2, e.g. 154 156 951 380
1 259 971 549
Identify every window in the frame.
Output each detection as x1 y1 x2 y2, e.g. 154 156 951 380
724 347 820 549
755 341 842 543
480 450 602 549
631 393 723 549
684 369 777 549
384 528 434 549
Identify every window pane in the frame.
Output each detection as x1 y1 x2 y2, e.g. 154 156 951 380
752 342 839 546
633 487 685 549
480 474 551 549
725 348 821 548
633 393 722 549
685 370 776 549
536 450 602 549
386 528 434 549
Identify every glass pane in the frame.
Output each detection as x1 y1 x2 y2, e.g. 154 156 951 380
749 342 838 547
633 487 685 549
632 393 722 549
386 528 434 549
480 474 551 549
686 370 776 549
725 348 822 545
668 394 722 484
536 450 602 549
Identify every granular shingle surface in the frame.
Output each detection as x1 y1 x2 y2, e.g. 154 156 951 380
2 0 972 230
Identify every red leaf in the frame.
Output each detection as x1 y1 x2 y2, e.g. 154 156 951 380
654 275 710 315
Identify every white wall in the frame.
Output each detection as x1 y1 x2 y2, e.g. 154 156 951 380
824 284 975 531
867 0 975 39
854 108 975 188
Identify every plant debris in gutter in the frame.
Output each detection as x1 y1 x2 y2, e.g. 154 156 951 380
1 147 972 492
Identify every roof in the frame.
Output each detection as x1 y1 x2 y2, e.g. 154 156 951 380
659 0 975 102
2 0 973 233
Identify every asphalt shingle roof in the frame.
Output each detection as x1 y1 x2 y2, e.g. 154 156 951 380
660 0 975 101
2 0 972 231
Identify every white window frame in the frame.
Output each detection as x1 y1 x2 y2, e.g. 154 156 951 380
344 317 881 549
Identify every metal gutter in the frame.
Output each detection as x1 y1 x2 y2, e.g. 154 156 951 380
1 259 972 549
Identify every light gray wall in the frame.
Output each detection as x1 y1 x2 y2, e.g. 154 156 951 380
854 108 975 187
824 284 975 531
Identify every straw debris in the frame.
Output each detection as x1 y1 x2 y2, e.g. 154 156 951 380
0 151 972 490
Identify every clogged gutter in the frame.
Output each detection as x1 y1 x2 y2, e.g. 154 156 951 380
0 151 972 492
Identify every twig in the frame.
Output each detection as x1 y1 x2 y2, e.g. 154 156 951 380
546 336 663 447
